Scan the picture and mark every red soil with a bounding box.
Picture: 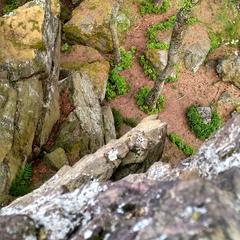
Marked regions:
[110,7,240,165]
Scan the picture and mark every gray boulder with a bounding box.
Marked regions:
[217,54,240,88]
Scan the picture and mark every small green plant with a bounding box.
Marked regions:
[186,16,199,25]
[139,54,157,80]
[9,163,32,197]
[61,43,71,53]
[147,41,170,50]
[139,0,170,16]
[112,108,123,131]
[208,31,222,52]
[139,54,179,82]
[106,47,136,100]
[147,15,177,41]
[135,86,164,114]
[168,132,196,156]
[123,117,138,128]
[186,105,222,140]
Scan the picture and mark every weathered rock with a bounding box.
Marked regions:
[60,45,110,100]
[147,114,240,181]
[145,33,171,73]
[1,116,240,240]
[217,54,240,88]
[44,148,69,170]
[3,115,166,205]
[145,47,168,72]
[63,0,131,52]
[0,215,37,240]
[0,0,61,197]
[102,105,117,143]
[184,42,210,72]
[182,24,210,72]
[54,71,106,161]
[196,106,212,124]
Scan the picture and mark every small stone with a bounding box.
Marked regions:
[197,107,212,124]
[44,148,69,170]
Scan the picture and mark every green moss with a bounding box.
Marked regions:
[135,86,164,114]
[31,41,45,51]
[63,24,83,43]
[186,105,222,140]
[139,54,179,82]
[168,132,196,156]
[139,0,171,16]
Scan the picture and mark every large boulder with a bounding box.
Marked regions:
[63,0,131,52]
[52,70,115,162]
[1,116,240,240]
[60,45,110,101]
[0,0,61,196]
[217,54,240,88]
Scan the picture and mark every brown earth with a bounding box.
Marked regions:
[110,4,240,165]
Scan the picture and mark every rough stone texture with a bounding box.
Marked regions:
[0,0,61,196]
[2,115,166,203]
[54,71,108,161]
[102,105,117,143]
[147,114,240,181]
[217,54,240,88]
[182,24,210,73]
[0,215,37,240]
[145,33,171,73]
[196,106,212,124]
[63,0,131,53]
[60,45,110,101]
[44,148,69,170]
[1,116,240,239]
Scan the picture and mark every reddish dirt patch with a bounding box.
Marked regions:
[110,7,240,165]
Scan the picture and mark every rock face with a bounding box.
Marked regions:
[63,0,130,52]
[0,0,61,195]
[44,148,69,170]
[60,45,110,101]
[52,70,115,162]
[217,54,240,88]
[1,115,240,240]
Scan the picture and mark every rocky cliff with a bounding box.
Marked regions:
[0,114,239,240]
[0,0,240,239]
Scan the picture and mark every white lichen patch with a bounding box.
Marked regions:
[84,229,93,239]
[132,218,152,232]
[0,180,104,240]
[107,148,118,161]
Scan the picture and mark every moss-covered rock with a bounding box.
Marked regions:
[217,54,240,88]
[0,0,61,198]
[63,0,131,52]
[60,45,110,100]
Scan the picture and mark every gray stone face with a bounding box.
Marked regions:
[0,0,61,196]
[196,106,212,124]
[184,42,210,72]
[0,215,37,240]
[1,116,240,240]
[217,54,240,88]
[53,71,107,161]
[44,148,69,170]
